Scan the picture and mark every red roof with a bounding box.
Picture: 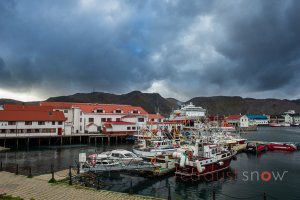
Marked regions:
[86,123,98,127]
[0,110,66,121]
[40,102,148,114]
[148,114,165,119]
[40,102,74,109]
[104,121,135,125]
[121,114,147,118]
[4,104,53,112]
[226,115,243,120]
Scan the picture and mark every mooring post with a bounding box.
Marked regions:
[212,189,216,200]
[69,165,72,185]
[168,183,172,200]
[129,178,133,195]
[97,177,100,190]
[15,164,19,175]
[0,161,3,171]
[28,166,32,178]
[51,164,55,180]
[263,193,267,200]
[77,163,80,175]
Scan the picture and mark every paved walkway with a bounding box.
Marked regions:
[0,171,161,200]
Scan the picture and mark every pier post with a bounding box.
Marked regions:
[168,183,172,200]
[77,163,80,175]
[0,161,3,171]
[129,178,133,195]
[80,136,81,144]
[4,139,6,147]
[38,138,40,147]
[263,193,267,200]
[88,137,90,145]
[60,137,63,145]
[16,138,18,149]
[70,136,72,145]
[97,177,100,190]
[27,167,33,178]
[101,137,103,145]
[49,138,51,146]
[69,165,72,185]
[15,164,19,175]
[212,189,216,200]
[49,164,56,183]
[27,137,30,148]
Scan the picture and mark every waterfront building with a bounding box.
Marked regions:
[0,108,66,137]
[246,115,269,126]
[226,115,249,128]
[40,102,158,135]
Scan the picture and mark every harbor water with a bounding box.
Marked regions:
[0,127,300,200]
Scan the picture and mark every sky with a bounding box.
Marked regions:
[1,0,300,102]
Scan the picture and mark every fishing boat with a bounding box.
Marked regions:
[174,140,237,181]
[266,143,297,152]
[244,142,267,154]
[133,139,178,157]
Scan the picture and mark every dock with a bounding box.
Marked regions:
[0,133,129,149]
[0,171,161,200]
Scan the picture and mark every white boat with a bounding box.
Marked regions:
[133,139,178,157]
[88,154,120,167]
[99,149,143,164]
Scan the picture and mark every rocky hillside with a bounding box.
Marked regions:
[2,92,300,116]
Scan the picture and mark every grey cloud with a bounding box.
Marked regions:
[0,0,300,100]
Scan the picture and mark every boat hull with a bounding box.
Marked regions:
[175,156,233,181]
[267,144,297,152]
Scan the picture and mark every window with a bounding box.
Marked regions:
[80,118,82,122]
[80,126,82,131]
[52,121,55,125]
[107,118,112,122]
[38,121,45,125]
[80,111,82,116]
[132,127,136,130]
[115,109,122,113]
[97,109,104,113]
[138,118,145,122]
[116,118,121,122]
[8,121,16,125]
[127,127,131,130]
[25,121,32,125]
[101,118,106,122]
[89,118,94,123]
[58,121,63,125]
[64,110,68,113]
[132,110,139,114]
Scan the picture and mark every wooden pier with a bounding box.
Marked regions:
[0,171,160,200]
[0,134,129,149]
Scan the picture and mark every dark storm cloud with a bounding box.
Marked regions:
[0,0,300,100]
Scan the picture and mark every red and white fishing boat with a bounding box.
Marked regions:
[266,143,297,152]
[174,140,237,181]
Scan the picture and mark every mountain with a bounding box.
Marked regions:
[189,96,300,115]
[46,91,176,116]
[2,92,300,117]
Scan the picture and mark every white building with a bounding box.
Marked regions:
[226,115,249,128]
[246,115,269,126]
[0,106,66,137]
[40,102,153,135]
